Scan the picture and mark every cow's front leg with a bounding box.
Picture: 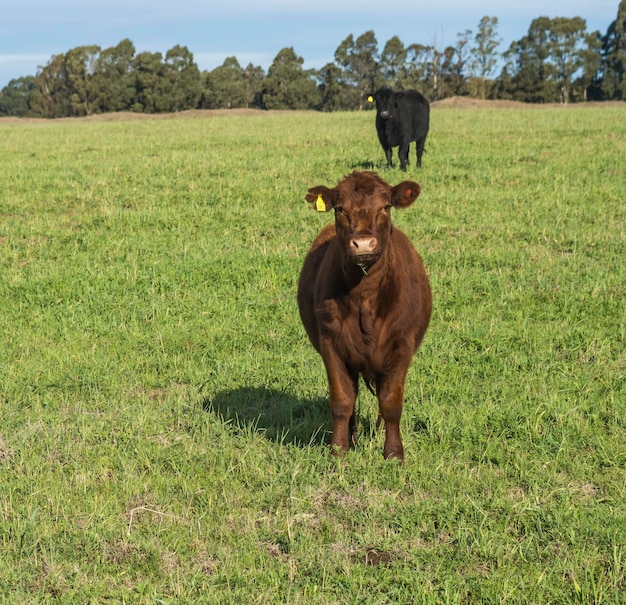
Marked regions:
[321,347,358,455]
[377,370,409,460]
[384,147,393,168]
[328,372,358,455]
[398,143,409,172]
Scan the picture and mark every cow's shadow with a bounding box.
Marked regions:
[202,386,332,447]
[350,161,409,173]
[351,161,377,170]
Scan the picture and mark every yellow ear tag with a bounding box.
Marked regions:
[367,95,374,103]
[315,194,326,212]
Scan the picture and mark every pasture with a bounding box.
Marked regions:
[0,103,625,604]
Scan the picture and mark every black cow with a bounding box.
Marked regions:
[369,88,430,171]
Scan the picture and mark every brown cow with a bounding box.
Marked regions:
[297,171,431,460]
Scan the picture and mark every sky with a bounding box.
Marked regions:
[0,1,620,89]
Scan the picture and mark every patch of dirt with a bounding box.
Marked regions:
[2,99,623,124]
[0,108,287,124]
[432,96,527,109]
[432,96,626,109]
[83,108,268,121]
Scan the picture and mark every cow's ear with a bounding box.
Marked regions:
[391,181,421,208]
[305,186,337,212]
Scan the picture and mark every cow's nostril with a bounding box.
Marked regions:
[352,237,377,254]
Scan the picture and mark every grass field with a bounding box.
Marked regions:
[0,103,625,604]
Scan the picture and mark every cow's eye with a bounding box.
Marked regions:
[334,206,345,215]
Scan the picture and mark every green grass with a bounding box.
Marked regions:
[0,106,624,604]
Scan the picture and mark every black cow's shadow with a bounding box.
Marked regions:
[202,386,331,447]
[350,160,408,173]
[351,160,377,171]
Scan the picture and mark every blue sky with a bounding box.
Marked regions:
[0,0,620,89]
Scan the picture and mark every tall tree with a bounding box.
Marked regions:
[404,44,432,93]
[31,53,71,117]
[64,45,101,116]
[132,46,201,113]
[502,17,558,102]
[317,62,347,111]
[90,39,136,113]
[202,58,264,109]
[163,45,202,111]
[203,57,247,109]
[261,47,319,109]
[334,31,381,108]
[601,0,626,100]
[471,16,502,99]
[31,48,100,117]
[243,63,265,108]
[501,17,592,103]
[547,17,587,103]
[577,31,603,101]
[131,51,166,113]
[379,36,407,88]
[441,30,473,97]
[406,43,443,100]
[0,76,36,116]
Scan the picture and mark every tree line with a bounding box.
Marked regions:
[1,2,625,118]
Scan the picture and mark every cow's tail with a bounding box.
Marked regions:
[363,377,384,430]
[364,377,376,397]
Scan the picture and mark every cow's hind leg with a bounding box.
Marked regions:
[398,143,410,171]
[416,138,426,167]
[349,412,358,446]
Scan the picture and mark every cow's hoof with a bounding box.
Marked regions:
[383,446,404,462]
[329,444,348,457]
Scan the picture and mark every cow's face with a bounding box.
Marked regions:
[305,171,420,270]
[372,88,403,120]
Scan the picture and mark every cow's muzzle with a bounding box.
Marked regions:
[349,236,381,268]
[350,236,378,256]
